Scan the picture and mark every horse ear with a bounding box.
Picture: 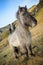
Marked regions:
[25,5,27,8]
[19,6,20,9]
[25,5,27,10]
[19,6,21,13]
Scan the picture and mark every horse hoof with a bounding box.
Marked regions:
[30,53,36,57]
[15,56,19,59]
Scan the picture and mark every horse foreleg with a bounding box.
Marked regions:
[32,45,39,49]
[29,44,35,56]
[21,45,29,60]
[14,47,20,59]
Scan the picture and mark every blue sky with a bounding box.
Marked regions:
[0,0,39,28]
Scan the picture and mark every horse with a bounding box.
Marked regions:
[8,6,37,60]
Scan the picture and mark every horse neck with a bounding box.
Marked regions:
[17,21,29,32]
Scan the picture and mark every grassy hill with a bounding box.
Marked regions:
[31,7,43,38]
[28,5,36,12]
[0,1,43,65]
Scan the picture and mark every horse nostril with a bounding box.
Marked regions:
[24,23,29,27]
[35,19,37,25]
[36,21,37,25]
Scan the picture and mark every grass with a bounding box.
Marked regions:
[0,30,10,42]
[0,36,43,65]
[35,7,43,23]
[0,6,43,65]
[28,5,36,12]
[31,7,43,39]
[2,30,9,39]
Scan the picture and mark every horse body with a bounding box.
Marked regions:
[8,23,32,51]
[8,6,37,59]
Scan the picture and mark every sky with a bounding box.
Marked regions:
[0,0,39,28]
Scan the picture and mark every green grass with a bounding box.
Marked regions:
[2,30,9,39]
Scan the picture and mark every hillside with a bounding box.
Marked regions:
[31,7,43,39]
[28,5,36,12]
[0,1,43,65]
[0,4,40,41]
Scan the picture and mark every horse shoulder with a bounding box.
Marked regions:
[8,30,20,47]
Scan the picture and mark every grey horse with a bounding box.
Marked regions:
[8,6,37,60]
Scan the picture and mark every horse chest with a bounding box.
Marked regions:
[16,28,32,46]
[8,27,32,47]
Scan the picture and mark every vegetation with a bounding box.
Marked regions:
[39,0,43,6]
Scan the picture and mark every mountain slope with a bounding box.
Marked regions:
[31,7,43,39]
[28,5,36,12]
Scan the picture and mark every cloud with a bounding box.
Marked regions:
[23,0,29,5]
[19,0,33,8]
[19,0,39,8]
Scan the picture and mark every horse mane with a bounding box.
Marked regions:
[16,10,19,19]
